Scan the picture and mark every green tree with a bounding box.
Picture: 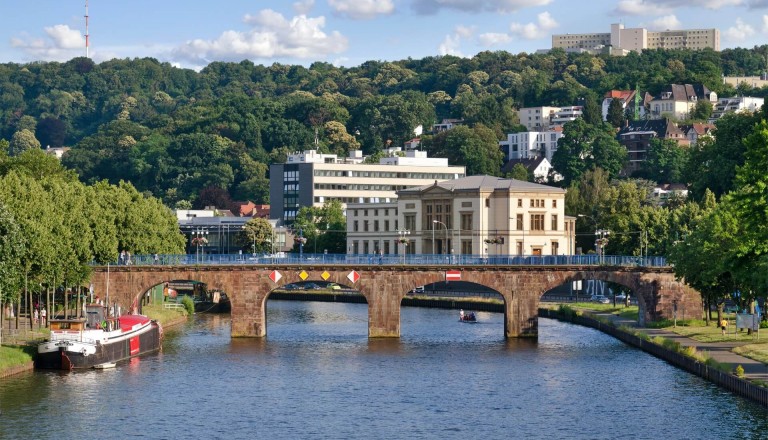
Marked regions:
[606,98,625,128]
[552,119,627,185]
[424,124,503,176]
[506,163,531,182]
[690,99,713,121]
[641,138,688,183]
[239,217,274,254]
[8,129,41,157]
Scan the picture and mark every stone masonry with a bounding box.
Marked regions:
[90,264,700,339]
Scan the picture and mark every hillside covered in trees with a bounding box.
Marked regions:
[1,46,768,208]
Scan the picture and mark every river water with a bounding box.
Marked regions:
[1,300,766,439]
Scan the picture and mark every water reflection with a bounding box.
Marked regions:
[1,300,766,440]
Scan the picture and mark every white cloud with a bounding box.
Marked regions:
[172,10,348,64]
[412,0,552,15]
[10,24,85,61]
[613,0,674,15]
[328,0,395,19]
[293,0,315,15]
[509,12,558,40]
[646,15,682,30]
[478,32,513,46]
[725,18,755,41]
[438,26,475,56]
[763,14,768,32]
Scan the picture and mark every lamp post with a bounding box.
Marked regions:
[595,229,610,264]
[397,229,410,264]
[433,220,447,256]
[192,228,208,263]
[296,228,306,260]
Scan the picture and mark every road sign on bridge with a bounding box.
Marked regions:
[445,270,461,281]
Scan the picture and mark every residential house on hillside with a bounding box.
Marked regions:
[601,90,651,121]
[653,183,689,206]
[617,119,687,174]
[518,106,561,131]
[501,157,557,183]
[648,84,717,120]
[679,123,715,146]
[432,119,464,133]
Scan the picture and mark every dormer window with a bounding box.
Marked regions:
[661,92,672,99]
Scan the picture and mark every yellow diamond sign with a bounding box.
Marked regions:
[299,270,309,280]
[321,271,331,280]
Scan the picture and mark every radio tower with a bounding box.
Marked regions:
[85,0,90,58]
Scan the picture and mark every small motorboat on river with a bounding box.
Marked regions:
[459,310,477,323]
[36,304,162,370]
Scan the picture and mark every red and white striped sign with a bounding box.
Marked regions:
[445,270,461,281]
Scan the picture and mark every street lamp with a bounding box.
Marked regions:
[433,220,447,256]
[191,228,208,263]
[295,228,306,259]
[397,228,410,264]
[595,229,610,264]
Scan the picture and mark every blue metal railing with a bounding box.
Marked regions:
[101,253,669,268]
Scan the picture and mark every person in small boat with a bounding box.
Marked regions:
[459,309,464,320]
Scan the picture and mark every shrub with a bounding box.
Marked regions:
[681,345,698,358]
[181,296,195,315]
[557,304,578,320]
[735,365,745,378]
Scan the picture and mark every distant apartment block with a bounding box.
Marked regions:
[518,106,582,131]
[499,130,563,162]
[552,23,719,55]
[710,96,764,120]
[617,119,688,174]
[723,74,768,89]
[269,149,465,225]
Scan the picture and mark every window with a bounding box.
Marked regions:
[518,199,523,207]
[384,220,390,232]
[516,242,523,256]
[374,220,379,232]
[551,242,559,255]
[551,215,558,231]
[552,199,557,208]
[404,215,416,231]
[353,220,359,232]
[517,214,523,230]
[531,214,544,231]
[485,199,490,208]
[364,220,369,232]
[530,199,534,207]
[461,213,473,232]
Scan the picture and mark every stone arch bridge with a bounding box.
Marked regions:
[90,264,700,339]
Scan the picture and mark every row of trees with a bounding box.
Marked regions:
[2,46,768,208]
[0,149,185,332]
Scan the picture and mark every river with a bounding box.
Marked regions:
[1,300,766,439]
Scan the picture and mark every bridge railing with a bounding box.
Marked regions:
[102,253,669,268]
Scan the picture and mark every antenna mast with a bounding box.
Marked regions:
[85,0,90,58]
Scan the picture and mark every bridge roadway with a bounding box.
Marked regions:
[90,255,699,339]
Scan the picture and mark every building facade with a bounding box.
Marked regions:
[552,23,719,55]
[617,119,687,174]
[648,84,717,120]
[346,176,576,257]
[270,149,465,225]
[499,130,563,162]
[710,96,764,120]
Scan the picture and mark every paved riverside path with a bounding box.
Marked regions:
[593,311,768,383]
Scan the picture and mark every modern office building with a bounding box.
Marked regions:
[270,149,465,225]
[552,23,719,55]
[346,175,576,257]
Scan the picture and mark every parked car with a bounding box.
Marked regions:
[409,286,425,294]
[326,283,342,290]
[303,282,322,290]
[590,295,610,304]
[283,284,300,291]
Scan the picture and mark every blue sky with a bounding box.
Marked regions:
[2,0,768,70]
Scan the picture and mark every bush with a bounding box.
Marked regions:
[735,365,745,378]
[557,304,578,320]
[181,295,195,315]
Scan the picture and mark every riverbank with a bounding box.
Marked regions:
[0,305,189,378]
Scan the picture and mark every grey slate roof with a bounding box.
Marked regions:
[397,175,565,195]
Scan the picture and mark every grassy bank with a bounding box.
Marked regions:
[0,344,35,371]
